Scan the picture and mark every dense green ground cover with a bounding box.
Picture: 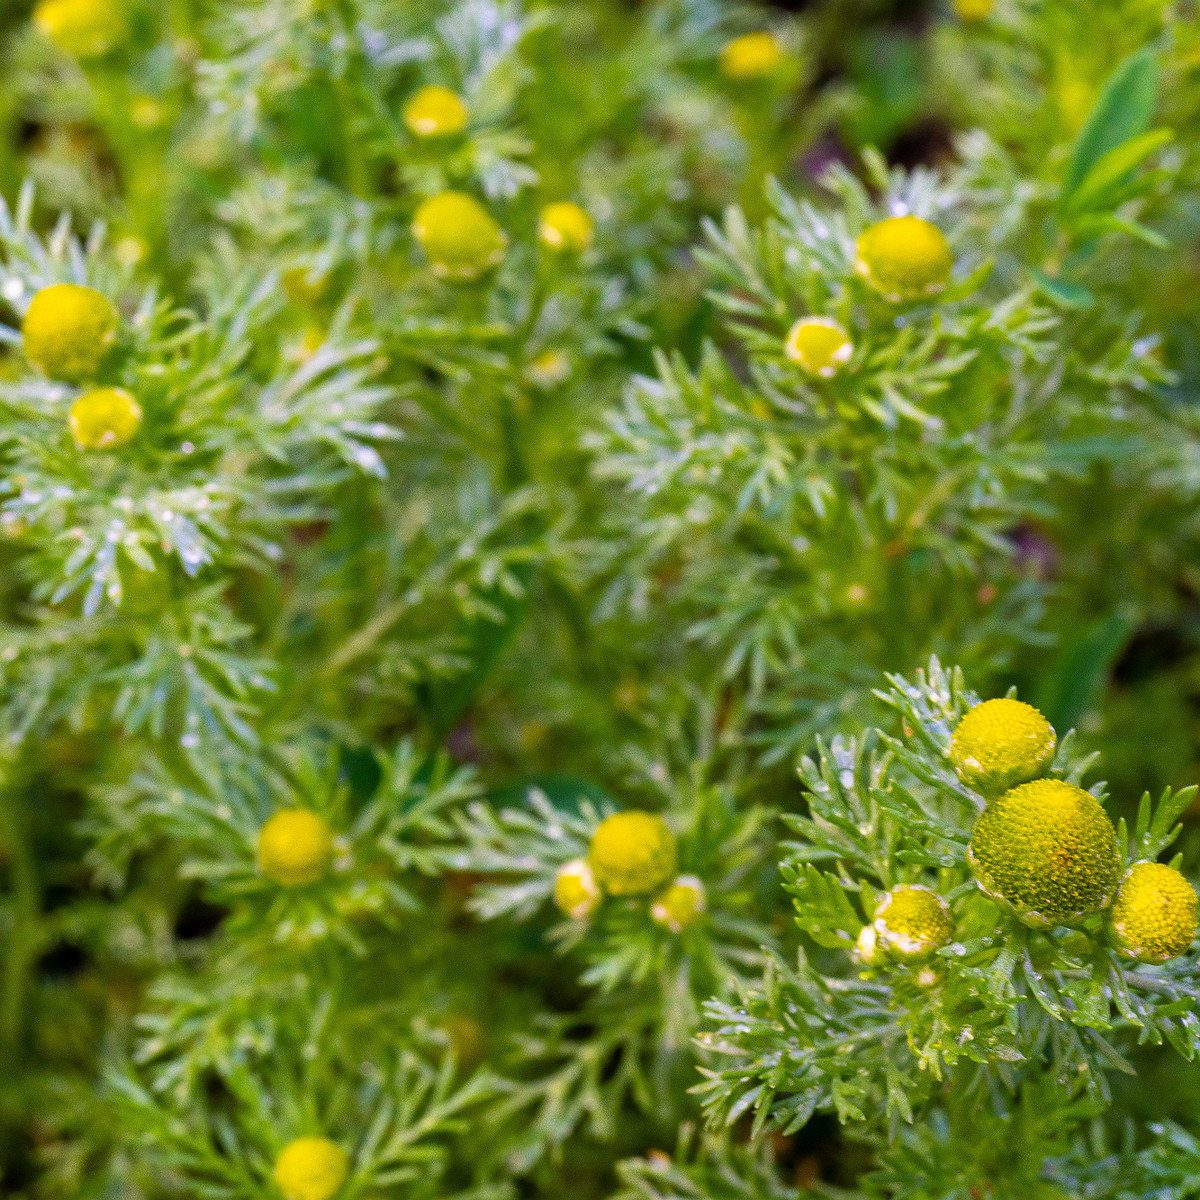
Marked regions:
[2,1,1200,1197]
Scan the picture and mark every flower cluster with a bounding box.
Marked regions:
[699,661,1200,1136]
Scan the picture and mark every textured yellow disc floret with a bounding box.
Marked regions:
[968,780,1121,928]
[588,811,677,897]
[403,86,469,138]
[873,885,953,962]
[951,697,1057,798]
[257,809,335,887]
[953,0,994,18]
[784,317,853,378]
[539,202,594,253]
[33,0,127,57]
[554,858,601,919]
[273,1137,350,1200]
[1108,862,1198,964]
[69,387,142,450]
[23,284,118,382]
[650,874,707,933]
[412,192,507,280]
[719,32,785,80]
[854,215,953,302]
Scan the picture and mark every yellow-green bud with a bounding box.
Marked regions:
[403,86,469,138]
[69,387,142,450]
[873,885,953,962]
[23,284,118,382]
[953,0,994,18]
[412,191,507,280]
[130,96,165,129]
[538,202,593,253]
[273,1137,350,1200]
[951,697,1056,798]
[784,317,853,377]
[719,32,786,80]
[33,0,127,58]
[526,349,571,388]
[968,780,1120,928]
[588,811,677,897]
[1107,862,1198,964]
[554,858,601,919]
[257,809,335,887]
[854,215,953,302]
[650,874,706,933]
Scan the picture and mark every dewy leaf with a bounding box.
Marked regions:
[1063,48,1158,198]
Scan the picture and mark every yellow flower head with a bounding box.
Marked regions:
[951,697,1057,798]
[968,779,1121,928]
[33,0,127,58]
[784,317,853,378]
[23,283,118,382]
[588,811,677,897]
[554,858,601,919]
[538,202,593,254]
[855,215,953,302]
[650,874,707,933]
[69,387,142,450]
[873,885,953,962]
[257,809,335,887]
[412,191,507,280]
[273,1137,350,1200]
[953,0,995,18]
[403,85,469,138]
[1108,862,1198,964]
[719,32,786,81]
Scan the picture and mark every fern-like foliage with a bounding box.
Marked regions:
[696,660,1200,1139]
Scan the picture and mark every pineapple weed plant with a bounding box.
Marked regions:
[2,0,1200,1197]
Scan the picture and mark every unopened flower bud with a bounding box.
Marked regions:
[69,387,142,450]
[588,811,676,897]
[403,86,469,138]
[968,780,1120,928]
[23,284,118,382]
[855,215,953,302]
[273,1137,350,1200]
[554,858,601,919]
[951,697,1056,798]
[1108,861,1198,964]
[257,809,335,887]
[784,317,853,377]
[539,202,593,253]
[650,875,706,933]
[412,191,507,280]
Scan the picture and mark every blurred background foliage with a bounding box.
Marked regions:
[0,0,1199,1198]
